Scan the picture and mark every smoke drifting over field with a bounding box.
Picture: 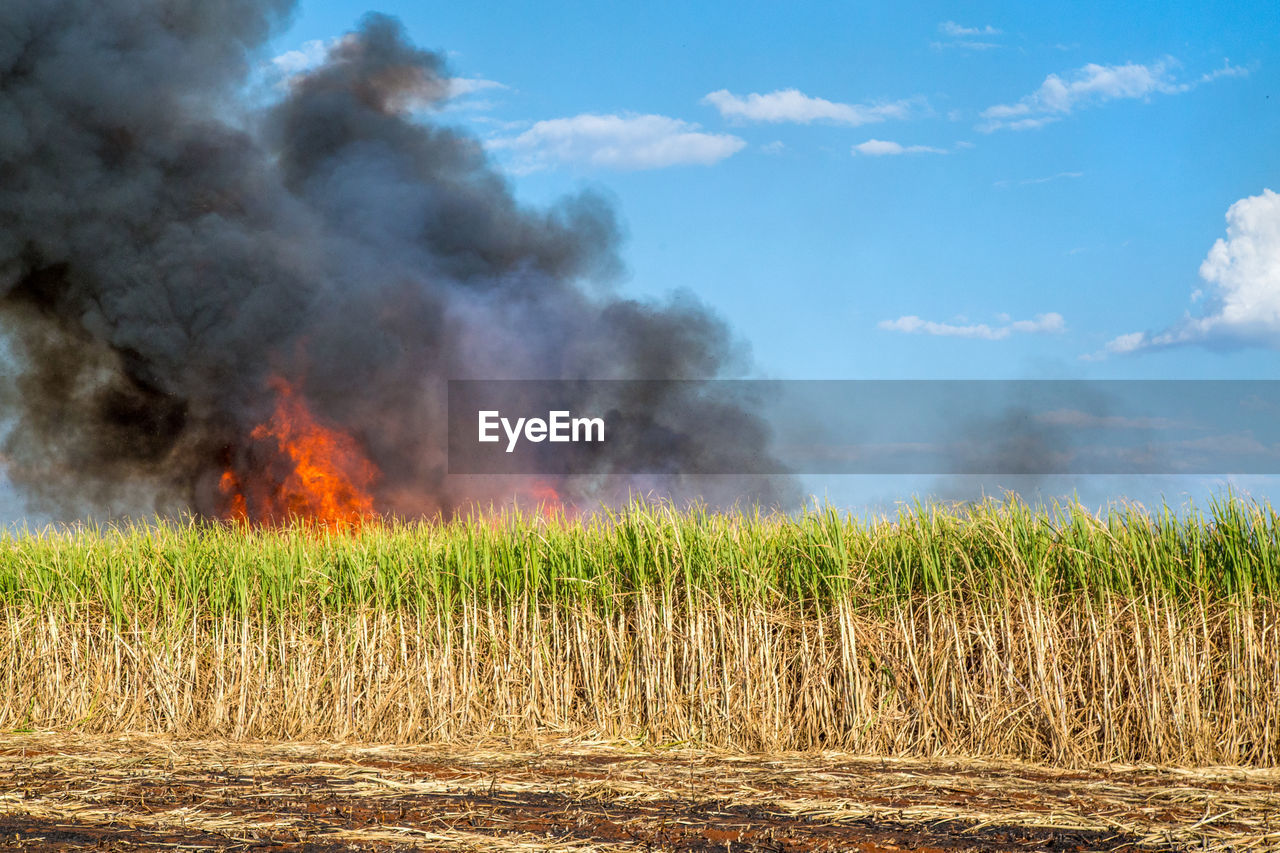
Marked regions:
[0,1,794,520]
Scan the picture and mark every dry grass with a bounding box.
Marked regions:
[1,733,1278,851]
[2,592,1277,766]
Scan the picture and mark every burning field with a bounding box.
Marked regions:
[3,2,1280,851]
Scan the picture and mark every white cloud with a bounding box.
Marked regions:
[993,170,1084,188]
[852,139,947,156]
[879,312,1064,340]
[1097,188,1280,356]
[979,58,1246,131]
[1079,331,1146,361]
[446,77,509,98]
[932,40,1001,51]
[702,88,917,125]
[1023,170,1084,184]
[939,21,1001,37]
[486,113,745,172]
[1200,61,1251,83]
[933,21,1002,50]
[759,141,787,155]
[271,39,333,76]
[1009,314,1067,333]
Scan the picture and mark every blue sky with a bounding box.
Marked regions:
[270,0,1278,387]
[251,1,1280,512]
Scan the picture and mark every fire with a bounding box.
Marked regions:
[526,480,571,520]
[219,470,248,522]
[220,377,378,529]
[528,479,560,512]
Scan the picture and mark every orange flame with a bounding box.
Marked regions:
[220,377,378,529]
[219,470,249,523]
[529,480,559,515]
[525,480,571,520]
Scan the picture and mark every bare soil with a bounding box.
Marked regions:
[0,734,1276,851]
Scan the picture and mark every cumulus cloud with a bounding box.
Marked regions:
[1097,189,1280,356]
[486,113,745,172]
[702,88,917,125]
[852,139,948,156]
[979,58,1245,131]
[879,313,1065,340]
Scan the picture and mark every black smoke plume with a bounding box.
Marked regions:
[0,1,795,520]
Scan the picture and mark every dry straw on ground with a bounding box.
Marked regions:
[2,733,1279,851]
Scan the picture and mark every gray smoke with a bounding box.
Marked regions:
[0,2,795,520]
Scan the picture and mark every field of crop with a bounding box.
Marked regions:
[1,497,1279,849]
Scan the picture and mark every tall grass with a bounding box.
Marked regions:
[1,496,1278,765]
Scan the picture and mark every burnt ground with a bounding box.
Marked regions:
[0,734,1276,851]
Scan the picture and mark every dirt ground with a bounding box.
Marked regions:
[0,734,1277,852]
